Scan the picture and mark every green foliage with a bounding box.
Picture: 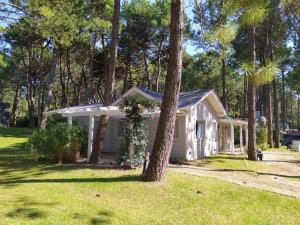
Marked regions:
[241,61,278,86]
[26,122,84,163]
[119,96,158,167]
[256,127,268,150]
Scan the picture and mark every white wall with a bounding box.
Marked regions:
[144,116,187,159]
[185,98,219,160]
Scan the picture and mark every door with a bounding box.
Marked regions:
[196,121,205,158]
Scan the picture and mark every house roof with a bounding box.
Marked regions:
[114,86,215,109]
[136,87,213,109]
[45,86,227,117]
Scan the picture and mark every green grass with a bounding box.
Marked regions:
[185,154,268,173]
[0,128,300,225]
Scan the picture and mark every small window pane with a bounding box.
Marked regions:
[116,120,125,137]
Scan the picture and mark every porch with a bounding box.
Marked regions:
[218,118,248,153]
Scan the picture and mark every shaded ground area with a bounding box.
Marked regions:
[171,151,300,198]
[0,128,300,225]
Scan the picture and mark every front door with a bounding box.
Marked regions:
[196,121,205,158]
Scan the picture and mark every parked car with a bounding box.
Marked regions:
[282,134,300,148]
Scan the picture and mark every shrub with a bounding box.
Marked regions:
[26,122,84,164]
[257,127,268,150]
[119,96,158,168]
[169,156,186,164]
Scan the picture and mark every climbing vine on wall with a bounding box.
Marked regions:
[119,96,158,167]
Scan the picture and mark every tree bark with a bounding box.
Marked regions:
[39,46,58,129]
[247,24,257,161]
[144,0,183,181]
[298,92,300,130]
[265,83,273,147]
[273,79,280,148]
[155,39,163,92]
[243,75,248,118]
[143,48,151,89]
[281,69,286,131]
[89,0,120,163]
[221,58,228,111]
[10,84,19,127]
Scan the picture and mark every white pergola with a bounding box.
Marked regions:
[218,118,248,152]
[44,105,162,161]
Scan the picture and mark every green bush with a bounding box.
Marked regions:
[256,127,268,150]
[26,122,84,164]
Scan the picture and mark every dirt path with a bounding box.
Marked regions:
[169,152,300,198]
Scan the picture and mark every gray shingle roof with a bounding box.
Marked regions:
[137,87,213,108]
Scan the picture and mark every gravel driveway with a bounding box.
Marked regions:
[170,151,300,198]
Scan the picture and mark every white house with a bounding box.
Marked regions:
[45,86,248,161]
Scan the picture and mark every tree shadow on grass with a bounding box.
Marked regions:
[0,174,142,186]
[6,207,46,219]
[5,196,54,220]
[90,210,114,225]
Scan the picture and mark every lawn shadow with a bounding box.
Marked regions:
[90,210,114,225]
[6,207,46,219]
[0,174,142,186]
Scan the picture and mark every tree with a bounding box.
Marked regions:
[89,0,120,163]
[144,0,183,182]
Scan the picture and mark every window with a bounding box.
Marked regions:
[116,120,125,138]
[196,121,205,139]
[174,120,179,138]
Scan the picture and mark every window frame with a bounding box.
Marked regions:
[116,119,125,138]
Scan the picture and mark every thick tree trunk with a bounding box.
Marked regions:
[273,79,280,147]
[247,25,257,161]
[89,0,120,163]
[221,58,228,111]
[144,0,183,181]
[10,84,19,127]
[39,46,58,129]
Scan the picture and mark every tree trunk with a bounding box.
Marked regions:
[221,58,228,111]
[298,92,300,130]
[144,0,183,181]
[28,85,35,129]
[89,0,120,163]
[122,64,129,94]
[247,25,257,161]
[265,83,273,147]
[39,46,58,129]
[143,48,151,89]
[281,69,286,131]
[273,79,280,147]
[10,84,19,127]
[243,76,248,118]
[155,40,163,92]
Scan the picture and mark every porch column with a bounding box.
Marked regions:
[239,125,243,152]
[87,115,95,162]
[68,116,72,126]
[245,127,248,146]
[230,123,234,151]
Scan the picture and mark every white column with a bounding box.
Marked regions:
[87,115,95,162]
[240,125,244,152]
[68,116,72,126]
[230,123,234,151]
[245,127,248,146]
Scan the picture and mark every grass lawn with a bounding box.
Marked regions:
[0,128,300,225]
[184,154,269,173]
